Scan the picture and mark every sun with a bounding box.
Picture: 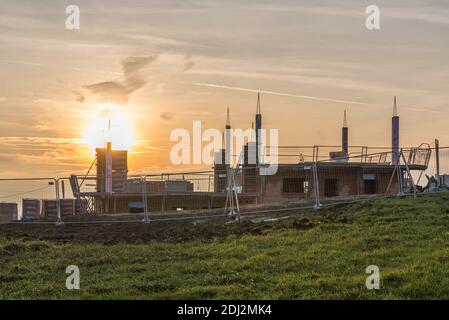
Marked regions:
[83,103,136,153]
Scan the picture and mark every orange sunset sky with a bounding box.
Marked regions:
[1,0,449,177]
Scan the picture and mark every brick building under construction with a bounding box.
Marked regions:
[70,95,431,214]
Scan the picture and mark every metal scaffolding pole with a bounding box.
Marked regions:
[55,178,64,225]
[313,162,322,210]
[142,176,150,224]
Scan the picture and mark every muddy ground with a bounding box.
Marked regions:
[0,202,352,244]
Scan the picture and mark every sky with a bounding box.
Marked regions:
[0,0,449,177]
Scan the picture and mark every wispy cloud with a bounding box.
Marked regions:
[159,112,174,121]
[83,55,158,104]
[0,60,56,68]
[72,91,85,103]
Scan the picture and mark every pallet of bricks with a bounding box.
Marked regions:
[0,202,18,222]
[42,199,77,218]
[41,199,58,218]
[74,198,87,215]
[22,199,41,220]
[60,199,75,216]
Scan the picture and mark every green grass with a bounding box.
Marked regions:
[1,193,449,299]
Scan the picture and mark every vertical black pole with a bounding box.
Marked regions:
[342,127,348,155]
[61,180,65,199]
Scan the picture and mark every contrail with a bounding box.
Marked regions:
[193,82,448,114]
[193,82,380,107]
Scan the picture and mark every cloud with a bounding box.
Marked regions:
[182,53,195,72]
[72,90,85,103]
[33,124,50,132]
[33,98,51,103]
[1,60,56,68]
[122,55,158,74]
[84,81,130,105]
[41,150,65,160]
[83,55,158,104]
[0,137,80,147]
[0,136,89,177]
[183,60,195,72]
[159,112,174,121]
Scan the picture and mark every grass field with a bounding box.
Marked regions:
[1,193,449,299]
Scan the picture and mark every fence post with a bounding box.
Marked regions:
[396,163,404,196]
[55,178,64,226]
[142,176,150,224]
[225,168,239,221]
[435,139,440,185]
[401,152,417,198]
[313,162,322,210]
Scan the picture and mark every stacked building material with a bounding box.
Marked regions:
[0,202,18,222]
[22,199,41,220]
[213,149,228,192]
[125,179,169,193]
[242,142,259,193]
[41,199,58,218]
[164,180,194,192]
[74,198,85,215]
[60,199,75,216]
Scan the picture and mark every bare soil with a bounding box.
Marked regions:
[0,198,356,244]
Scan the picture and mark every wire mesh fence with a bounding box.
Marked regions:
[0,144,447,225]
[0,178,57,222]
[416,146,449,188]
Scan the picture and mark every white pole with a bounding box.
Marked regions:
[55,178,64,225]
[313,163,322,210]
[142,176,150,224]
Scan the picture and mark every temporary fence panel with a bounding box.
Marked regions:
[0,144,445,225]
[0,178,57,222]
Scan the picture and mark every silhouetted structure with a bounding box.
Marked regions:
[392,96,400,165]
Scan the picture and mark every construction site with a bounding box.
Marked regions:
[0,95,445,226]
